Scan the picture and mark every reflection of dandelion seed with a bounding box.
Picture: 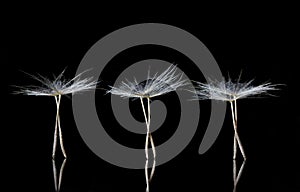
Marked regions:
[233,160,245,192]
[52,159,67,192]
[108,65,188,191]
[192,76,279,160]
[14,69,98,158]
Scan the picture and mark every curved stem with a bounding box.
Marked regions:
[234,99,238,124]
[230,101,237,159]
[52,158,67,192]
[236,160,245,184]
[140,97,148,125]
[52,124,58,159]
[58,158,67,191]
[233,160,246,192]
[147,98,156,159]
[233,136,237,159]
[52,159,58,191]
[233,100,237,159]
[233,160,237,191]
[230,101,246,160]
[140,97,157,192]
[57,95,67,158]
[149,159,156,182]
[140,97,149,160]
[145,160,149,192]
[53,95,67,158]
[53,96,59,158]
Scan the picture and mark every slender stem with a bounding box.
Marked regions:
[233,100,237,159]
[56,95,67,158]
[149,134,156,159]
[145,131,150,160]
[145,159,149,192]
[234,99,238,123]
[52,96,59,158]
[149,159,156,182]
[235,130,246,160]
[140,97,148,125]
[147,98,156,159]
[54,95,67,158]
[230,101,237,159]
[233,135,237,159]
[233,160,237,183]
[230,101,246,160]
[147,98,150,127]
[140,97,157,192]
[52,126,58,159]
[235,100,246,159]
[140,97,149,160]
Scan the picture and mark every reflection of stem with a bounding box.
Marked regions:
[52,159,58,191]
[53,95,67,158]
[58,159,67,191]
[233,160,246,192]
[236,160,245,184]
[230,101,246,160]
[52,158,67,192]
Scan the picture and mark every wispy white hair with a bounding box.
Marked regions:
[14,69,98,96]
[193,78,279,101]
[107,65,188,98]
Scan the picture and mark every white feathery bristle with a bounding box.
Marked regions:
[107,65,188,98]
[14,69,99,96]
[193,77,279,101]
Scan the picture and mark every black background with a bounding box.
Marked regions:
[6,4,298,192]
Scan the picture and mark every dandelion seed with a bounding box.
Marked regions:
[192,76,279,160]
[14,69,99,159]
[107,64,188,191]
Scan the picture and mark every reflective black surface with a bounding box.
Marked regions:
[7,8,298,191]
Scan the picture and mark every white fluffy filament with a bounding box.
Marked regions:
[194,78,278,101]
[108,65,188,98]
